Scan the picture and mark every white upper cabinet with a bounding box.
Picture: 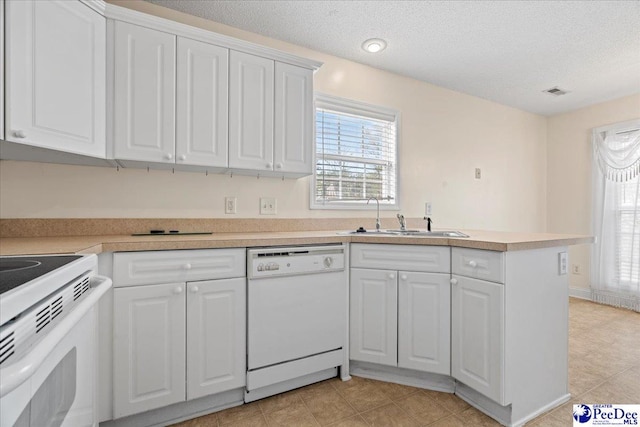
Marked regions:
[5,0,106,157]
[113,21,176,163]
[229,51,275,172]
[274,63,313,175]
[176,38,229,168]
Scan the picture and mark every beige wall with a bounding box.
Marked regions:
[547,94,640,290]
[0,0,549,232]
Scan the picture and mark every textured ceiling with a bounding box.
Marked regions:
[147,0,640,116]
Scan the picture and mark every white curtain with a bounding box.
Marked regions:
[591,119,640,312]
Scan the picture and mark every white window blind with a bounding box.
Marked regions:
[615,176,639,289]
[312,94,398,209]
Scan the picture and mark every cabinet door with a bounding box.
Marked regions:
[186,278,246,400]
[274,63,313,175]
[350,268,397,366]
[113,283,186,418]
[5,0,105,156]
[114,21,176,163]
[229,51,274,171]
[451,275,504,403]
[176,38,229,168]
[398,272,450,375]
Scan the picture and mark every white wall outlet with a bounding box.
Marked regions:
[225,197,237,214]
[260,197,277,215]
[558,252,568,275]
[475,168,482,179]
[572,264,581,275]
[425,202,432,216]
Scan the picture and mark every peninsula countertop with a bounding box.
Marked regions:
[0,229,593,256]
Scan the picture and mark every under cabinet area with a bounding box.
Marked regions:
[111,249,246,419]
[3,0,106,160]
[349,244,451,376]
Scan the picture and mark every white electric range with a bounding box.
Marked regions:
[0,254,112,427]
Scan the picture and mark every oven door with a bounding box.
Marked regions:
[0,276,111,427]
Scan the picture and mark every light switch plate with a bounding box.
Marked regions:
[260,197,277,215]
[558,252,568,275]
[225,197,237,214]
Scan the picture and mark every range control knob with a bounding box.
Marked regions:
[324,257,333,268]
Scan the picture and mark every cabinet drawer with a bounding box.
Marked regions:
[350,244,450,273]
[452,248,504,284]
[113,249,246,287]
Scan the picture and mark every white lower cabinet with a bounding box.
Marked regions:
[350,268,398,367]
[451,275,504,404]
[186,279,246,400]
[113,283,186,418]
[398,271,450,375]
[349,244,451,375]
[112,249,246,419]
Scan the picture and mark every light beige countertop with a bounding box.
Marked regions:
[0,229,593,256]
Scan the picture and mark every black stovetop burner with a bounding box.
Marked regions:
[0,255,83,295]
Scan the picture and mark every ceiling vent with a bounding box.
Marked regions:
[544,87,569,96]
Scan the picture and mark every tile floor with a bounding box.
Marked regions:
[172,298,640,426]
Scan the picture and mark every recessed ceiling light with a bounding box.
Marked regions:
[362,38,387,53]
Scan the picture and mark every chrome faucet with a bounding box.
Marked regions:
[397,213,406,231]
[367,197,381,232]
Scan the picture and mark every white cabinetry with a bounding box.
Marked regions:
[350,268,398,367]
[113,21,176,164]
[113,282,186,417]
[450,246,571,426]
[177,38,229,169]
[398,271,450,374]
[186,279,245,400]
[350,244,450,375]
[228,51,275,172]
[112,249,246,419]
[228,52,314,177]
[451,275,504,403]
[450,247,505,404]
[4,0,105,157]
[274,63,313,175]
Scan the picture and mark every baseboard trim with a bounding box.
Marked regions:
[569,287,591,300]
[349,361,455,393]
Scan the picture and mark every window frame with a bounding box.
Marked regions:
[310,93,401,211]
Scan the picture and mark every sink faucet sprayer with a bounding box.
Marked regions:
[397,213,406,231]
[367,197,381,232]
[423,216,433,232]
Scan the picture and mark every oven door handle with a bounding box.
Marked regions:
[0,275,112,397]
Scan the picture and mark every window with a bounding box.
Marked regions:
[312,94,399,209]
[591,119,640,311]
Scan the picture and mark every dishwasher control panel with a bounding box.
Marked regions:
[248,245,345,278]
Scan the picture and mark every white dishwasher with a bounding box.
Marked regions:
[246,245,347,402]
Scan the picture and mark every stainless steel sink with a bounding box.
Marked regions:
[396,230,469,238]
[338,230,469,238]
[338,230,401,235]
